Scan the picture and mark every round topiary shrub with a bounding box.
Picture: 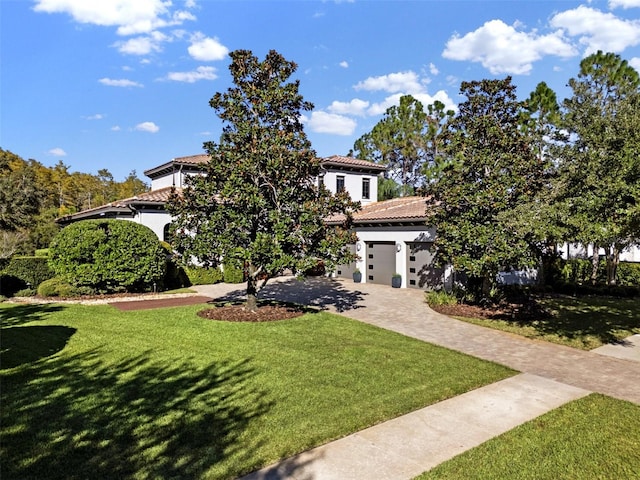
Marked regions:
[37,277,76,297]
[49,220,166,293]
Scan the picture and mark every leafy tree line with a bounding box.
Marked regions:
[0,148,149,257]
[353,51,639,300]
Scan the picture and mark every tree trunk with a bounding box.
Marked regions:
[606,244,620,286]
[590,244,600,285]
[246,262,258,312]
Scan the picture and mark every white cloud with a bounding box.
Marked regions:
[366,90,457,117]
[48,147,67,156]
[550,6,640,55]
[429,62,439,75]
[327,98,369,117]
[630,57,640,71]
[339,60,349,68]
[135,121,159,133]
[609,0,640,8]
[188,32,229,61]
[164,66,217,82]
[303,111,357,135]
[111,125,121,131]
[33,0,195,36]
[443,19,576,75]
[354,71,423,94]
[114,30,168,55]
[99,77,143,87]
[85,113,104,120]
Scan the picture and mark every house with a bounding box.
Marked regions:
[57,154,444,289]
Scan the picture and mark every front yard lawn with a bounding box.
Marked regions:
[417,393,640,479]
[449,295,640,350]
[0,302,513,480]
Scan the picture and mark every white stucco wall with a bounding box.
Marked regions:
[321,171,379,205]
[122,210,172,241]
[559,242,640,263]
[150,171,202,190]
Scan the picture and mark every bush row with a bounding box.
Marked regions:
[0,256,55,296]
[558,258,640,288]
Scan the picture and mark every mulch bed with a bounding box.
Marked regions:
[430,298,551,322]
[197,301,309,322]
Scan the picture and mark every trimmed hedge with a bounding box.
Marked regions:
[49,220,166,293]
[0,256,55,296]
[185,266,223,285]
[3,256,54,288]
[222,261,245,284]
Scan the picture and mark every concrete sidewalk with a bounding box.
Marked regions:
[193,277,640,479]
[240,374,588,480]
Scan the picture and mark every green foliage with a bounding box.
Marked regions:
[167,49,358,309]
[14,288,36,297]
[184,266,223,286]
[3,256,54,289]
[425,290,458,306]
[223,261,245,284]
[426,77,544,303]
[559,259,640,288]
[558,51,640,285]
[48,220,166,293]
[35,248,49,257]
[37,277,78,297]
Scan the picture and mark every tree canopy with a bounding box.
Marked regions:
[425,77,544,300]
[168,49,358,311]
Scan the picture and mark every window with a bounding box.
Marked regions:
[362,178,370,199]
[318,175,324,189]
[163,223,172,243]
[336,175,345,193]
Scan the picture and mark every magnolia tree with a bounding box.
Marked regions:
[168,50,358,311]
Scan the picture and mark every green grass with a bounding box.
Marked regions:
[455,295,640,350]
[417,393,640,480]
[161,287,198,294]
[0,302,513,480]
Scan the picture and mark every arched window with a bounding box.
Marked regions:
[163,223,172,244]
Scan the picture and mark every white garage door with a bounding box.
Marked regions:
[366,242,396,285]
[335,244,357,279]
[406,242,443,289]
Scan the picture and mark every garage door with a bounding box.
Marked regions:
[335,244,357,279]
[406,242,443,289]
[366,242,396,285]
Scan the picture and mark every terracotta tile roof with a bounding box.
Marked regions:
[321,155,387,172]
[56,187,179,223]
[173,154,209,165]
[328,196,431,225]
[112,186,177,205]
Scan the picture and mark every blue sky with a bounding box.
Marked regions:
[2,0,640,181]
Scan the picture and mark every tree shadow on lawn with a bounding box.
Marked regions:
[0,349,286,480]
[0,303,67,327]
[531,296,640,346]
[214,276,368,313]
[1,325,76,369]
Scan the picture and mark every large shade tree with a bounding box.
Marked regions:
[558,51,640,284]
[425,77,544,301]
[168,50,358,311]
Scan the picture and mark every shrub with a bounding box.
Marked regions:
[559,259,640,289]
[49,220,166,293]
[426,290,458,307]
[14,288,36,297]
[222,261,245,284]
[37,277,76,297]
[185,266,223,286]
[35,248,49,257]
[3,256,54,289]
